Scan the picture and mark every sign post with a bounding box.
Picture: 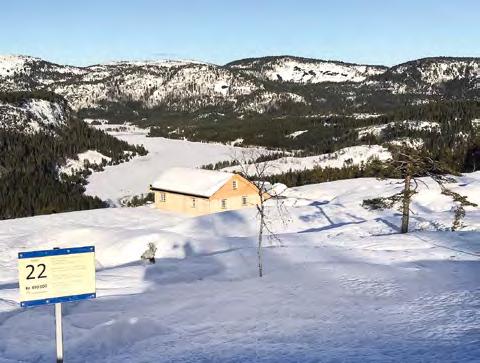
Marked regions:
[55,302,63,363]
[18,246,96,362]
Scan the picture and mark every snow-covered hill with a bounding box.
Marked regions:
[52,61,264,111]
[0,175,479,362]
[1,54,478,119]
[0,96,70,133]
[223,145,392,176]
[227,56,387,83]
[0,55,307,114]
[373,57,480,95]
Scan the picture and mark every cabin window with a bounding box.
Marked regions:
[242,196,247,206]
[232,180,238,190]
[221,199,227,209]
[192,197,196,208]
[160,192,166,202]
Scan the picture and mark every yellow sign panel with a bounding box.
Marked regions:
[18,246,96,307]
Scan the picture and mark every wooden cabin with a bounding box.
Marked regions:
[150,167,266,216]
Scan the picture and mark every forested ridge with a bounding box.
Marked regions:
[149,101,480,161]
[263,101,480,187]
[0,92,147,219]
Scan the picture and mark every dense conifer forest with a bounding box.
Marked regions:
[150,100,480,174]
[0,94,147,219]
[269,101,480,186]
[188,101,480,187]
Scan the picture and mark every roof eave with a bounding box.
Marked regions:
[150,186,211,199]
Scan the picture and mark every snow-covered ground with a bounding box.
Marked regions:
[0,99,68,133]
[229,57,386,83]
[286,130,308,138]
[60,150,112,176]
[357,120,440,139]
[84,126,266,205]
[388,137,425,149]
[0,175,479,362]
[223,145,392,176]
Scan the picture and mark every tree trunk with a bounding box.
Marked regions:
[401,173,411,234]
[258,204,264,277]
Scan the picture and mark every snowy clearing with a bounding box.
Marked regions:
[352,113,382,119]
[286,130,308,139]
[357,120,441,139]
[388,137,425,149]
[0,175,479,362]
[59,150,112,176]
[223,145,392,176]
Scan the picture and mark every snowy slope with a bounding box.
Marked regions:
[391,58,480,85]
[376,57,480,94]
[0,55,306,114]
[0,175,479,362]
[52,61,262,111]
[0,98,69,133]
[223,145,392,176]
[0,55,32,77]
[357,120,441,139]
[0,55,86,92]
[227,56,387,83]
[59,150,112,176]
[1,55,478,119]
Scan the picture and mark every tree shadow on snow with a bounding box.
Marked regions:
[299,203,369,233]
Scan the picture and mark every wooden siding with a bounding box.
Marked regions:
[152,174,263,216]
[153,190,210,216]
[209,174,261,213]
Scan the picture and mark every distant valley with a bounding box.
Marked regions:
[1,55,479,119]
[0,54,479,218]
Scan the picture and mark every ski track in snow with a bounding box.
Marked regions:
[1,173,480,362]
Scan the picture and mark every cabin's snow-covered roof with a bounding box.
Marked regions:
[151,167,234,198]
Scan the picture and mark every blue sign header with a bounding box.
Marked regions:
[18,246,95,259]
[21,293,96,308]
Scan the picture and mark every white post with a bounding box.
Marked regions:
[55,303,64,363]
[53,247,64,363]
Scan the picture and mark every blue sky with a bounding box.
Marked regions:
[1,0,479,66]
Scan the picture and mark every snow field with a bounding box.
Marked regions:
[223,145,392,176]
[0,175,479,362]
[83,129,267,205]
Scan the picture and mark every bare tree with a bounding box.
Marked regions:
[230,149,289,277]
